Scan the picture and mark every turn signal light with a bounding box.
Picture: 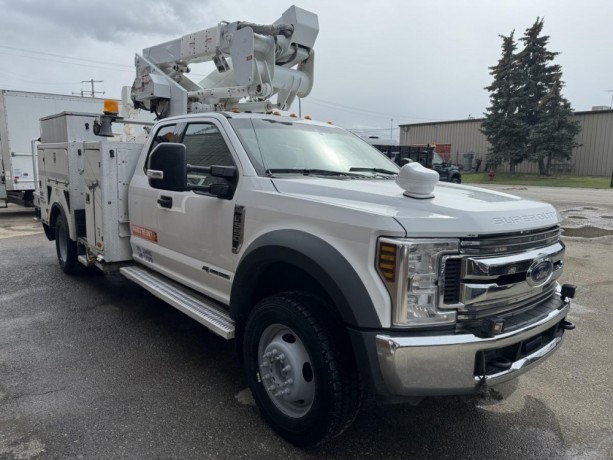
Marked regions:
[378,242,397,282]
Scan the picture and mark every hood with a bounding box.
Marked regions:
[271,177,559,237]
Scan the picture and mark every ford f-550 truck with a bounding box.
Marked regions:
[34,6,575,447]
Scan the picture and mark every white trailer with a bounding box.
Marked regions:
[0,90,141,207]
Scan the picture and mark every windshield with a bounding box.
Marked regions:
[229,118,399,177]
[432,153,444,165]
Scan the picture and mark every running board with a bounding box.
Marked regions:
[120,265,235,339]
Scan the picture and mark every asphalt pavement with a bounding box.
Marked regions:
[1,190,612,459]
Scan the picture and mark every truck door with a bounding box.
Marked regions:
[133,120,240,304]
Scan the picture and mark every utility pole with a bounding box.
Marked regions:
[79,79,105,98]
[605,89,613,109]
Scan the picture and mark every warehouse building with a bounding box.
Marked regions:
[399,109,613,176]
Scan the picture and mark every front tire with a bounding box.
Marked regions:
[243,293,361,447]
[55,212,83,275]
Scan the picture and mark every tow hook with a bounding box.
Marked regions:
[561,284,576,301]
[560,320,575,330]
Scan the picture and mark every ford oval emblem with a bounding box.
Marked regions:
[526,257,554,287]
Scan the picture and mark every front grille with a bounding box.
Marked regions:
[442,226,564,327]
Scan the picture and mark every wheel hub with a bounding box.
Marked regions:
[258,324,314,418]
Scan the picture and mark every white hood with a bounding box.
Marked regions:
[271,177,559,237]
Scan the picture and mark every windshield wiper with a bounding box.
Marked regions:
[349,167,398,175]
[266,168,361,177]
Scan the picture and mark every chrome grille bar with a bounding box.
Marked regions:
[460,226,560,255]
[462,242,564,280]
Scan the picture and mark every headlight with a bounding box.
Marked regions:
[376,238,459,327]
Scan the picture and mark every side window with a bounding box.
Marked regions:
[182,123,235,186]
[145,124,177,171]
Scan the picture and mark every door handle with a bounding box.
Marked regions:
[157,195,173,209]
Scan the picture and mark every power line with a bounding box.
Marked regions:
[0,51,134,73]
[0,69,81,86]
[349,127,401,131]
[306,96,441,121]
[0,44,132,69]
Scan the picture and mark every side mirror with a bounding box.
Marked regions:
[147,143,187,191]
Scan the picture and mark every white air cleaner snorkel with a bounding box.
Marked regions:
[395,162,439,199]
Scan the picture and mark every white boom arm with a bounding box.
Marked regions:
[130,6,318,119]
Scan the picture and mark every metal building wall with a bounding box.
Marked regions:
[399,110,613,176]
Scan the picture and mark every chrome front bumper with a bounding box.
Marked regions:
[375,298,570,397]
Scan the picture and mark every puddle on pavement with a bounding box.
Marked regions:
[560,205,613,238]
[562,226,613,238]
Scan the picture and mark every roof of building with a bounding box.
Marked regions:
[398,109,613,128]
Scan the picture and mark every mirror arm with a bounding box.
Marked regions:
[187,164,211,174]
[188,184,212,193]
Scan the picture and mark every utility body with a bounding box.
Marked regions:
[34,6,575,447]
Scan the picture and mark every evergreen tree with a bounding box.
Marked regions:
[528,74,580,175]
[482,18,580,175]
[516,17,579,175]
[481,32,525,172]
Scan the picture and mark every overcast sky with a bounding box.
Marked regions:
[0,0,611,138]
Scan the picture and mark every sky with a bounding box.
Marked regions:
[1,0,612,139]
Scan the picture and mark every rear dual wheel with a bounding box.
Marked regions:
[243,293,361,447]
[55,212,83,275]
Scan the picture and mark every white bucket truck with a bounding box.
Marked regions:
[34,6,575,446]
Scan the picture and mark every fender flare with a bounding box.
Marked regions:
[230,229,382,329]
[49,203,74,241]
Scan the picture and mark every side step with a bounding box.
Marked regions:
[120,265,235,339]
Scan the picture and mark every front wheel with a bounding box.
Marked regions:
[243,293,361,447]
[450,176,461,184]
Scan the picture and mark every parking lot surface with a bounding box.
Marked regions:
[1,186,612,459]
